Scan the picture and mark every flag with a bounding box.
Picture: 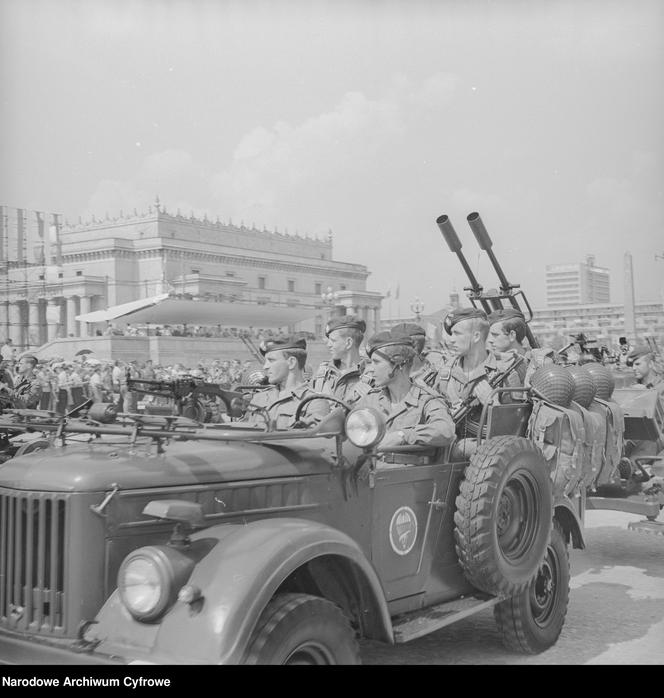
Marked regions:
[395,284,400,300]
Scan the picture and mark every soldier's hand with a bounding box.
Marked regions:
[473,380,494,405]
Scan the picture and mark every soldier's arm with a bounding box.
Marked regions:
[381,397,455,449]
[8,382,42,409]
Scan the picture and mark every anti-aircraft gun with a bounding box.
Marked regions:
[438,212,664,533]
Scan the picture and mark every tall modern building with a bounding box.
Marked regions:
[545,255,611,308]
[0,201,383,350]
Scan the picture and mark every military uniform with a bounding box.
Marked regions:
[355,382,454,449]
[311,357,372,403]
[312,315,370,403]
[245,383,329,430]
[1,375,42,410]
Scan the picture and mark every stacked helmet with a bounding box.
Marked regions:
[529,365,575,407]
[566,365,596,408]
[584,362,615,400]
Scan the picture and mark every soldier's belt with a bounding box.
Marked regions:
[378,452,434,466]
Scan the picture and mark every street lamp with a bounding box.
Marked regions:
[410,296,425,322]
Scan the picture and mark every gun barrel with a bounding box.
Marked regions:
[437,214,493,315]
[467,212,510,290]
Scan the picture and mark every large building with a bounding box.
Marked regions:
[0,201,383,351]
[530,300,664,349]
[545,255,610,308]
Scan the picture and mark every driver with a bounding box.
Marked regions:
[244,336,330,429]
[354,330,454,455]
[0,353,42,410]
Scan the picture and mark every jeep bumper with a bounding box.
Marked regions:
[0,630,123,665]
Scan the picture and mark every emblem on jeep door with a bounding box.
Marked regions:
[389,506,418,556]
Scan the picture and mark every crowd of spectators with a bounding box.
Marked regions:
[0,353,263,415]
[98,323,317,342]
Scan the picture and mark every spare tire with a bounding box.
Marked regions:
[454,435,553,596]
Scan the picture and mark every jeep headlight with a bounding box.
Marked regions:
[118,546,195,622]
[345,408,386,449]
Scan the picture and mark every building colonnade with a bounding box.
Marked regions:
[0,295,96,350]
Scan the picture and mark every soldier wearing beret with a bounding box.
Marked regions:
[628,345,664,394]
[391,323,438,389]
[486,308,529,389]
[311,315,371,403]
[0,353,42,410]
[435,308,505,457]
[624,344,664,478]
[244,336,330,429]
[354,330,454,459]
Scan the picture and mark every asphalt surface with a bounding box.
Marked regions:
[360,510,664,665]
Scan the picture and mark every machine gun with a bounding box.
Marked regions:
[437,213,539,349]
[126,375,246,421]
[452,354,526,424]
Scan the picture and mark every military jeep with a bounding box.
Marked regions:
[0,393,567,665]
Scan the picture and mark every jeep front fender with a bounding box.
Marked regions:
[92,518,392,664]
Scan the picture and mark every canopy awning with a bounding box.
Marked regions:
[76,294,315,327]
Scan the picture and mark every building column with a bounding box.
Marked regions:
[373,306,381,334]
[8,302,23,347]
[0,302,8,341]
[79,296,91,337]
[27,301,41,349]
[47,298,62,342]
[66,296,77,338]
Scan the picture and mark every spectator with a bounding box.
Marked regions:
[1,338,16,364]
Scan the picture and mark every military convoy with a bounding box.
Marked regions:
[0,213,661,665]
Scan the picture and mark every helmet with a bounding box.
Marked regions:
[529,365,575,407]
[584,362,615,401]
[566,365,596,409]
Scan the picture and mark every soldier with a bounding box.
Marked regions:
[628,344,664,394]
[311,315,371,403]
[486,308,529,389]
[390,323,438,388]
[435,308,504,458]
[0,353,42,410]
[355,330,454,456]
[244,336,330,430]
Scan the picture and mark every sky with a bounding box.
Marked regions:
[1,0,663,317]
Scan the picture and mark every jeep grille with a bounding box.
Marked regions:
[0,489,69,635]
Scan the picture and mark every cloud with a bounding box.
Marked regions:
[209,73,459,225]
[83,148,207,218]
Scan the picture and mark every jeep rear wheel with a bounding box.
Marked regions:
[454,436,553,596]
[243,593,360,665]
[494,520,570,653]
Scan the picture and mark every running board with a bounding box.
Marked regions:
[627,519,664,536]
[587,494,661,518]
[392,595,503,643]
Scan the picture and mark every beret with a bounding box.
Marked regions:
[442,307,487,335]
[259,336,307,356]
[627,344,653,361]
[325,315,366,337]
[391,322,426,338]
[487,308,525,325]
[366,331,413,358]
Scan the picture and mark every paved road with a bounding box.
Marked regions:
[360,510,664,665]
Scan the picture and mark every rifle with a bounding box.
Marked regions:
[452,354,526,424]
[465,212,539,349]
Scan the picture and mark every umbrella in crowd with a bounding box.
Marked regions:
[75,349,94,356]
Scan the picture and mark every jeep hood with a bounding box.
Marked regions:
[0,436,338,492]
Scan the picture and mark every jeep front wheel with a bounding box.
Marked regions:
[243,593,360,665]
[494,520,570,653]
[454,436,553,596]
